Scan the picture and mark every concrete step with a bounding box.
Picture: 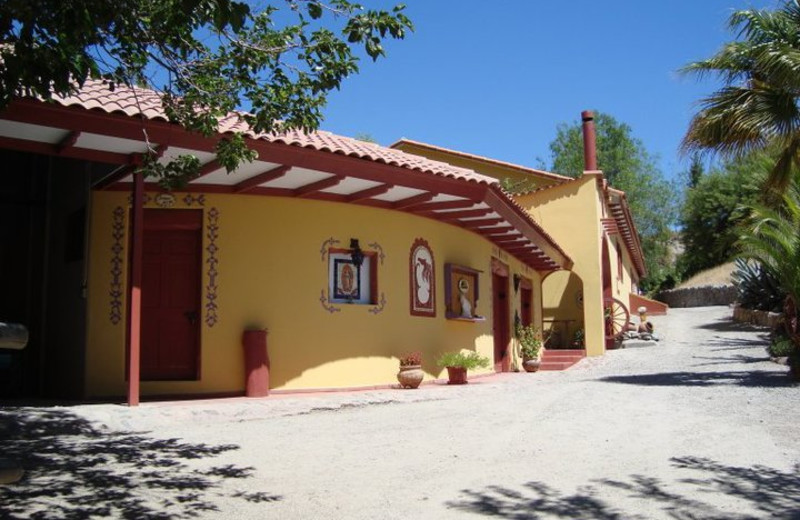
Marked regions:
[542,352,585,360]
[542,349,586,356]
[537,349,586,371]
[541,350,586,359]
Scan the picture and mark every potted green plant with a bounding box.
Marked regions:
[397,351,424,389]
[515,323,543,373]
[436,351,490,384]
[572,328,585,349]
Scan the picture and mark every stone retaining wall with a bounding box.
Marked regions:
[731,305,782,329]
[656,285,738,308]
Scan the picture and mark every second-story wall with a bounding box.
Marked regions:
[516,174,606,355]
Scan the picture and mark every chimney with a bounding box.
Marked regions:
[581,110,597,172]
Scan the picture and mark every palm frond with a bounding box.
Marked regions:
[738,175,800,303]
[682,1,800,192]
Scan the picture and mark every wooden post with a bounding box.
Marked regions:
[126,171,144,406]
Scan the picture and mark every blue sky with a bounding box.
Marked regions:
[320,0,777,181]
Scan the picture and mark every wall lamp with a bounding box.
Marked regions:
[349,238,364,268]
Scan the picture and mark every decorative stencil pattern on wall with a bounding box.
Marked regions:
[319,290,342,314]
[205,208,220,327]
[369,293,387,315]
[183,194,206,207]
[320,237,340,261]
[109,206,125,324]
[127,193,152,205]
[368,242,386,265]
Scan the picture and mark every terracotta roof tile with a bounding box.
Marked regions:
[49,80,498,186]
[33,80,571,269]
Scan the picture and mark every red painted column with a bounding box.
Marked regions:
[126,171,144,406]
[581,110,598,171]
[242,329,270,397]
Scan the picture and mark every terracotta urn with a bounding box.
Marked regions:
[446,366,468,385]
[522,357,541,373]
[397,365,424,389]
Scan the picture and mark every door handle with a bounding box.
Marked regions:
[184,311,198,324]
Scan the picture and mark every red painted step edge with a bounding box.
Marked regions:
[539,361,579,371]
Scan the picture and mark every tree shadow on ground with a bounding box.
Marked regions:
[690,354,770,367]
[446,456,800,519]
[696,319,767,333]
[704,336,770,348]
[0,408,281,519]
[596,369,794,388]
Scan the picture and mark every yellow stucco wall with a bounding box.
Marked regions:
[538,270,584,348]
[608,235,636,301]
[392,142,560,191]
[85,191,541,397]
[516,174,606,356]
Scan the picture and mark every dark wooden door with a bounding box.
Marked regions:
[492,272,510,372]
[141,210,202,380]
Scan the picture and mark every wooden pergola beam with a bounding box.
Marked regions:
[347,184,392,202]
[459,218,505,229]
[406,199,476,212]
[233,165,292,193]
[393,192,436,209]
[427,208,492,220]
[56,130,81,153]
[294,175,343,197]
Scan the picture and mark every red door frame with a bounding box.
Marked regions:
[492,259,510,372]
[126,206,203,403]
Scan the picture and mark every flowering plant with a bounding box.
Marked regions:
[515,323,543,360]
[399,351,422,367]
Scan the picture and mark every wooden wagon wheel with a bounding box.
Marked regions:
[604,297,630,343]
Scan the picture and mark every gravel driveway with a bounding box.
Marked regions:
[2,306,799,519]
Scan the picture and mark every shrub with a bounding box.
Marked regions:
[436,351,490,370]
[732,258,785,312]
[572,328,585,348]
[768,337,794,358]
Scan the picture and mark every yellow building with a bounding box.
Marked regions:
[0,82,576,402]
[392,115,661,357]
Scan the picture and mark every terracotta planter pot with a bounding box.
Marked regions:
[522,358,541,373]
[397,365,424,389]
[446,366,468,385]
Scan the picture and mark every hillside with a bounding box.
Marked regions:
[676,262,735,289]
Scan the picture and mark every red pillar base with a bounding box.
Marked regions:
[242,330,270,397]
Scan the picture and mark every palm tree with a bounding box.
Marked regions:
[739,180,800,309]
[682,1,800,193]
[738,174,800,376]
